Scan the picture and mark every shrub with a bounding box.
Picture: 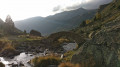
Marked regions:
[0,43,19,57]
[0,62,5,67]
[58,62,80,67]
[2,44,16,52]
[118,5,120,9]
[94,12,101,20]
[85,20,91,24]
[24,30,27,34]
[63,51,75,62]
[32,56,61,67]
[80,21,86,27]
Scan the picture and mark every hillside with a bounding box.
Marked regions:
[1,0,120,67]
[15,8,97,36]
[69,0,120,67]
[41,0,120,67]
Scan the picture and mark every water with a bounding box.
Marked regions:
[0,52,44,67]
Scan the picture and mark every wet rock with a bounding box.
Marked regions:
[0,49,20,58]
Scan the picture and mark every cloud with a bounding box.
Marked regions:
[82,0,113,9]
[53,6,61,12]
[53,0,113,12]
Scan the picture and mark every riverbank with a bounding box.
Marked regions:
[0,52,45,67]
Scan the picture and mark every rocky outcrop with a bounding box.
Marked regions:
[30,29,41,36]
[0,48,20,58]
[71,16,120,67]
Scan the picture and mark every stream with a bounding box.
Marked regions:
[0,52,44,67]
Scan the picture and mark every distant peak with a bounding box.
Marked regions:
[76,7,86,11]
[5,15,13,23]
[6,15,11,19]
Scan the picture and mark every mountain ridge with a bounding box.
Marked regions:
[15,8,97,36]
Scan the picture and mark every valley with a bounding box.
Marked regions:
[0,0,120,67]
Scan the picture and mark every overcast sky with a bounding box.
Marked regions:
[0,0,113,21]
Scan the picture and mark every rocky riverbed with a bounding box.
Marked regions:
[0,52,45,67]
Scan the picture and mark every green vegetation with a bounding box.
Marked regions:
[63,51,76,62]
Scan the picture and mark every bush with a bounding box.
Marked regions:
[0,62,5,67]
[118,5,120,9]
[63,51,75,62]
[94,12,101,20]
[85,20,91,24]
[0,43,19,57]
[32,56,61,67]
[58,62,80,67]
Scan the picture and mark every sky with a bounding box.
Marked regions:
[0,0,113,21]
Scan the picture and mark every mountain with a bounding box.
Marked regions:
[0,15,22,35]
[15,8,97,36]
[44,0,120,67]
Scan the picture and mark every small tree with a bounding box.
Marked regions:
[24,30,27,34]
[80,21,86,27]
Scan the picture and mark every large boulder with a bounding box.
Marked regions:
[0,44,20,58]
[30,29,41,36]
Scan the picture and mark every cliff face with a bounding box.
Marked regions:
[71,0,120,67]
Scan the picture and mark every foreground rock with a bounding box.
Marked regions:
[0,46,20,58]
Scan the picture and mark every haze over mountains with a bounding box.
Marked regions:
[15,8,97,35]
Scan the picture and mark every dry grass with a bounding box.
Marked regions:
[58,38,69,43]
[31,56,61,67]
[58,62,81,67]
[1,43,16,52]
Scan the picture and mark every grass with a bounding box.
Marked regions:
[58,62,80,67]
[1,43,16,52]
[0,43,18,57]
[31,56,61,67]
